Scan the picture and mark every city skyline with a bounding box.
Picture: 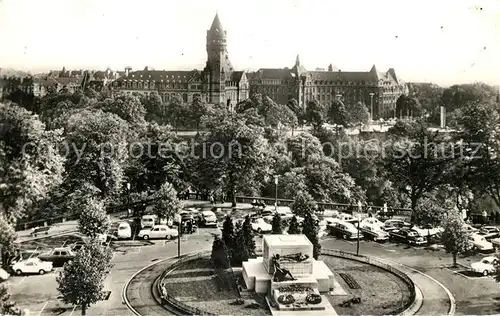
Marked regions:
[0,0,499,87]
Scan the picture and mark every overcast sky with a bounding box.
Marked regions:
[0,0,499,86]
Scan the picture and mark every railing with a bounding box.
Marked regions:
[157,251,217,316]
[321,248,416,316]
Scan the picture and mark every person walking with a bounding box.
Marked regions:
[186,220,193,234]
[482,210,488,225]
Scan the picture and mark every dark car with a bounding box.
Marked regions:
[389,229,426,246]
[38,247,76,267]
[478,226,500,240]
[71,241,86,252]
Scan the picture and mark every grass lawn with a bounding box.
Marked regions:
[163,257,271,316]
[322,255,413,316]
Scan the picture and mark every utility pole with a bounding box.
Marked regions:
[369,93,375,122]
[356,214,361,256]
[177,222,182,258]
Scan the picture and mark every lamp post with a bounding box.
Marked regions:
[126,182,131,218]
[356,214,361,256]
[274,175,279,213]
[369,93,375,122]
[178,221,182,258]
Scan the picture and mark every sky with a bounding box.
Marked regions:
[0,0,499,87]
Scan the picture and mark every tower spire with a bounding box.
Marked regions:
[295,54,300,66]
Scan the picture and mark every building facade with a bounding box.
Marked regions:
[111,14,249,107]
[247,56,408,119]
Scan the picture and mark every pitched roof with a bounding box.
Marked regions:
[230,71,244,82]
[210,13,224,32]
[308,71,376,83]
[250,68,294,80]
[115,69,204,83]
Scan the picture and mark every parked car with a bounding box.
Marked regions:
[38,248,76,267]
[71,241,86,252]
[115,222,132,239]
[463,224,479,234]
[468,234,494,252]
[138,225,179,240]
[383,219,412,232]
[389,229,426,245]
[251,218,272,234]
[328,220,360,240]
[0,268,9,281]
[276,209,295,221]
[477,226,500,240]
[200,210,218,227]
[12,258,53,275]
[360,225,390,242]
[470,256,499,276]
[336,213,355,222]
[360,217,385,229]
[141,215,157,229]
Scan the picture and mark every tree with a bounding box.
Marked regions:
[395,94,421,118]
[64,109,130,199]
[0,285,20,315]
[271,213,283,234]
[304,100,325,131]
[327,100,349,127]
[78,198,110,239]
[211,235,230,269]
[141,92,169,125]
[384,119,455,212]
[0,214,18,266]
[441,211,470,267]
[187,95,209,131]
[0,103,65,220]
[291,191,317,217]
[242,215,256,257]
[166,94,184,131]
[153,182,183,221]
[56,239,113,316]
[287,216,301,234]
[221,215,236,257]
[99,94,146,124]
[413,190,453,242]
[302,212,321,259]
[347,101,370,126]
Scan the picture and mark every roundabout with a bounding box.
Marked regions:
[123,243,449,316]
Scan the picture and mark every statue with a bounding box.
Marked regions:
[280,252,309,262]
[272,254,296,282]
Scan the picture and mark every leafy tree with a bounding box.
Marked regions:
[302,212,321,259]
[222,215,236,257]
[242,215,256,257]
[327,100,349,127]
[271,213,283,234]
[287,99,304,125]
[187,95,209,131]
[412,190,453,242]
[291,191,317,217]
[211,235,230,269]
[56,239,113,316]
[99,94,146,124]
[304,100,325,131]
[0,284,20,315]
[347,101,370,126]
[287,216,301,234]
[264,102,298,129]
[153,182,183,221]
[441,211,470,267]
[0,103,65,219]
[441,82,498,113]
[166,94,184,131]
[64,109,130,199]
[395,94,421,118]
[141,92,169,125]
[78,198,110,239]
[407,83,443,125]
[0,214,18,266]
[286,132,323,167]
[384,119,455,212]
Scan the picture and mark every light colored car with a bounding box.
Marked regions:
[0,268,9,281]
[276,209,294,221]
[463,224,479,234]
[12,258,53,275]
[200,210,218,227]
[360,217,384,228]
[469,234,494,251]
[336,213,354,222]
[116,222,132,239]
[477,226,500,239]
[470,256,499,276]
[251,218,272,234]
[383,219,412,232]
[138,225,179,240]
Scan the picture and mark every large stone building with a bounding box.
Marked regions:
[247,56,408,119]
[111,14,249,107]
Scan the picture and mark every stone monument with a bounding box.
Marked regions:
[242,235,337,314]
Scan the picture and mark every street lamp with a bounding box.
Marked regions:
[274,175,279,213]
[369,93,375,122]
[356,214,361,256]
[126,182,131,218]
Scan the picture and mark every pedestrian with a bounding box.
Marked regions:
[210,194,214,204]
[186,220,193,234]
[482,210,488,225]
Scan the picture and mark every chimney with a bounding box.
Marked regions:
[328,64,333,72]
[125,67,132,77]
